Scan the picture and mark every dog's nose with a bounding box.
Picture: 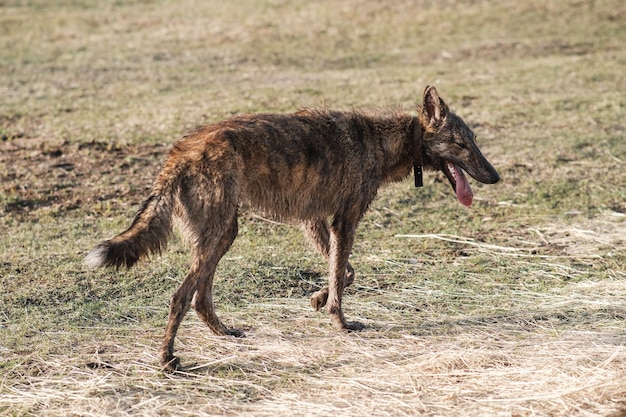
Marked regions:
[472,163,500,184]
[488,170,501,184]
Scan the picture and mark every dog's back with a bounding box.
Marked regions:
[173,109,414,220]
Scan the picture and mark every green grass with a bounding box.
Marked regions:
[1,0,625,415]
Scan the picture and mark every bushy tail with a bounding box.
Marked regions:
[85,160,182,269]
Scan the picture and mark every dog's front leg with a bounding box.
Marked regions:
[327,217,365,332]
[302,218,355,311]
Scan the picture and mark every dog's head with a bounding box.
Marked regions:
[418,86,500,207]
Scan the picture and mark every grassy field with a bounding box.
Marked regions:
[1,0,625,415]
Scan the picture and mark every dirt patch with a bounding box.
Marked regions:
[0,136,167,220]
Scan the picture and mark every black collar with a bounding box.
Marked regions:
[411,117,424,187]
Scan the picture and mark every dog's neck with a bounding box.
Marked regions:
[411,117,424,187]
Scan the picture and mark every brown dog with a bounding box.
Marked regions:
[86,86,500,371]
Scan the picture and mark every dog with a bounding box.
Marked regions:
[85,86,500,371]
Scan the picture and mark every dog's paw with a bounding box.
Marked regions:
[161,355,181,373]
[330,315,366,332]
[227,328,245,338]
[344,321,365,332]
[310,288,329,311]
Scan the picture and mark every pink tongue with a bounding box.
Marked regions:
[453,164,473,207]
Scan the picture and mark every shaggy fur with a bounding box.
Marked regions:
[86,86,500,371]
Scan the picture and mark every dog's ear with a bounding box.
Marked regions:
[422,86,449,129]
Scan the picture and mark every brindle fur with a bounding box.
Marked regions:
[86,86,500,371]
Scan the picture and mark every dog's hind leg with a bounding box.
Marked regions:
[160,267,199,372]
[302,219,355,311]
[159,166,242,371]
[159,212,241,372]
[192,211,242,338]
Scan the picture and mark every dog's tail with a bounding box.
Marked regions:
[85,156,185,269]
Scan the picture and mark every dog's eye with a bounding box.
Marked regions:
[456,139,469,149]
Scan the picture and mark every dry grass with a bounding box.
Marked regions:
[1,0,625,415]
[3,281,624,416]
